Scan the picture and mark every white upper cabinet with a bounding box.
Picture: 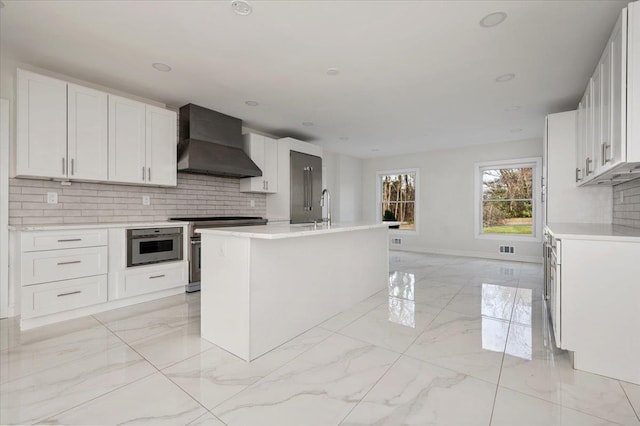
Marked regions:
[145,105,177,187]
[240,133,278,193]
[578,4,640,185]
[15,69,177,186]
[108,95,146,184]
[108,98,177,186]
[16,69,68,179]
[67,84,108,181]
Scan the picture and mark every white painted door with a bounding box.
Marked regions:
[263,136,278,193]
[16,69,67,179]
[67,84,108,181]
[145,105,177,186]
[108,95,146,184]
[1,99,9,319]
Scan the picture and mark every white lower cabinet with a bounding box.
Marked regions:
[14,225,187,329]
[547,226,640,385]
[21,246,108,286]
[119,262,187,299]
[21,275,108,319]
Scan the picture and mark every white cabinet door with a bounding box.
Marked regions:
[108,95,146,184]
[576,99,586,184]
[240,133,267,192]
[583,81,595,181]
[240,133,278,193]
[600,46,613,171]
[145,105,177,186]
[16,69,67,179]
[67,84,108,181]
[613,8,629,164]
[263,136,278,193]
[592,63,604,175]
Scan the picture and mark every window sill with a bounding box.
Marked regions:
[475,233,541,242]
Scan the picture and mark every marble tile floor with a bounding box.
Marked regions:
[0,252,638,425]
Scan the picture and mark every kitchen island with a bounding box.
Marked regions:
[198,222,389,361]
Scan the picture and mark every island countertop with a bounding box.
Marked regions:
[197,222,392,239]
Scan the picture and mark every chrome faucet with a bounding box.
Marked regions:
[320,188,331,226]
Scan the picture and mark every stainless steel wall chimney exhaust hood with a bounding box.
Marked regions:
[177,104,262,178]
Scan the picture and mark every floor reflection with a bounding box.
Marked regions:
[388,297,416,328]
[388,271,417,328]
[480,284,534,360]
[389,271,415,301]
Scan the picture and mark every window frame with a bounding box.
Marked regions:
[376,168,419,234]
[474,158,542,242]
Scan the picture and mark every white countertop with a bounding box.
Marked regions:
[9,221,188,232]
[197,222,391,240]
[546,222,640,241]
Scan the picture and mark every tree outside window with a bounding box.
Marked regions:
[481,167,534,235]
[380,171,416,231]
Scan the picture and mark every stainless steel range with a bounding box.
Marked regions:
[169,216,267,292]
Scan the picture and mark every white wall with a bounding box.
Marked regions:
[323,151,364,223]
[362,138,544,262]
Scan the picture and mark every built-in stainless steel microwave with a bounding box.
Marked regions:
[126,227,183,267]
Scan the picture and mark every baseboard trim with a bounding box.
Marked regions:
[391,246,543,264]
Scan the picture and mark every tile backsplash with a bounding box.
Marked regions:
[613,178,640,229]
[9,173,266,226]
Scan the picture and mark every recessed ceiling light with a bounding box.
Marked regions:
[480,12,507,28]
[339,136,349,141]
[231,0,252,16]
[152,63,172,72]
[245,100,259,106]
[327,68,340,76]
[302,122,314,127]
[495,73,515,83]
[505,105,521,111]
[510,128,523,133]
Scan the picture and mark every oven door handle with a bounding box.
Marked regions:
[190,240,201,245]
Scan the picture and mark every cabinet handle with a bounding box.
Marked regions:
[149,274,165,279]
[57,260,82,265]
[142,166,146,181]
[57,291,82,297]
[57,238,82,242]
[266,180,268,191]
[62,158,66,175]
[71,158,75,175]
[602,142,611,165]
[585,157,592,176]
[575,168,582,182]
[148,167,151,181]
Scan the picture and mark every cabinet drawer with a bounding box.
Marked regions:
[21,275,108,319]
[21,229,108,252]
[122,262,187,298]
[21,246,108,286]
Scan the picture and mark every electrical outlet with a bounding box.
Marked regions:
[46,192,58,204]
[250,199,255,208]
[142,196,150,206]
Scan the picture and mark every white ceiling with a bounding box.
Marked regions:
[0,0,631,158]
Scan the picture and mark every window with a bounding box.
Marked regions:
[378,170,418,231]
[475,158,541,240]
